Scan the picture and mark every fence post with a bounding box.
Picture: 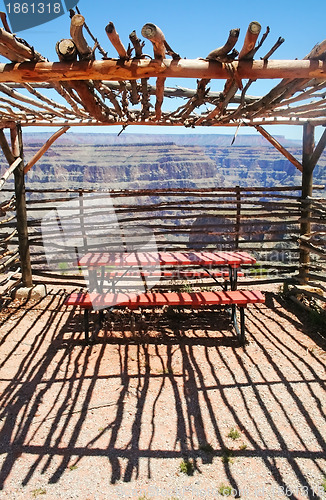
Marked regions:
[11,124,33,287]
[299,123,314,284]
[234,185,241,249]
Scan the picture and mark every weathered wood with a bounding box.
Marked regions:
[207,29,240,61]
[70,14,92,60]
[0,157,21,190]
[24,126,70,174]
[0,59,324,84]
[305,39,326,60]
[238,21,262,59]
[155,77,165,120]
[11,125,33,287]
[141,23,166,59]
[92,81,122,116]
[310,128,326,168]
[0,42,27,62]
[68,81,111,122]
[299,123,315,284]
[0,28,45,62]
[129,31,144,58]
[197,23,262,125]
[105,22,128,59]
[56,39,78,61]
[254,125,303,172]
[0,128,15,164]
[0,83,67,118]
[0,12,11,33]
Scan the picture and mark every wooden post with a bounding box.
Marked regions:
[235,186,241,249]
[299,123,315,284]
[11,124,33,287]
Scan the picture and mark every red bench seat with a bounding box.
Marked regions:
[65,289,264,309]
[64,289,264,344]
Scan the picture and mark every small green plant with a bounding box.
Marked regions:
[199,442,214,454]
[239,442,247,450]
[32,488,46,497]
[138,496,151,500]
[69,464,78,471]
[228,427,241,440]
[180,283,193,293]
[159,367,174,375]
[322,476,326,492]
[58,261,69,275]
[179,458,194,475]
[221,448,234,464]
[218,484,233,496]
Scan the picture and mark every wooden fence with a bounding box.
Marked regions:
[1,185,324,290]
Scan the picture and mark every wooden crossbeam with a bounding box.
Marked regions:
[24,126,70,174]
[0,59,324,84]
[254,125,303,172]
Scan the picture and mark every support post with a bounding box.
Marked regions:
[235,185,241,249]
[11,124,33,287]
[299,123,315,284]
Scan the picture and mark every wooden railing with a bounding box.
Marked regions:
[1,185,324,290]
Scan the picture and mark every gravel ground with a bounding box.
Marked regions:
[0,285,325,500]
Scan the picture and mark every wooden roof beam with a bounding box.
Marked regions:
[0,59,325,83]
[254,125,303,172]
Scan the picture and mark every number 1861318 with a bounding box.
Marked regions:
[6,2,62,15]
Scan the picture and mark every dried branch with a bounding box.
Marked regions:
[129,30,144,58]
[238,21,262,59]
[206,29,240,61]
[141,23,166,59]
[56,39,78,61]
[105,22,128,59]
[24,126,70,174]
[0,28,46,62]
[70,14,92,60]
[0,157,21,190]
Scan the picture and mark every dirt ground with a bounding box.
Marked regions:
[0,284,325,500]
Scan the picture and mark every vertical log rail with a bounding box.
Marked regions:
[299,123,315,284]
[79,190,88,253]
[11,124,33,287]
[234,185,241,249]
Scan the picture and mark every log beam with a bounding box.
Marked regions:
[56,39,78,61]
[105,22,128,59]
[70,14,92,60]
[0,157,21,190]
[254,125,303,172]
[141,23,166,59]
[24,126,70,174]
[238,21,261,59]
[0,28,45,62]
[0,59,324,83]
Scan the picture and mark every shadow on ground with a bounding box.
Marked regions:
[0,290,325,498]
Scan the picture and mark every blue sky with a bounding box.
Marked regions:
[1,0,325,140]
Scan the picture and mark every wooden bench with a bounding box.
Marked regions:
[65,289,265,344]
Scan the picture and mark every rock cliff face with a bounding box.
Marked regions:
[0,133,325,193]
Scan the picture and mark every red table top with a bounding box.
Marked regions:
[78,250,256,268]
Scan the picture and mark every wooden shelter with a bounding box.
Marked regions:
[0,9,325,287]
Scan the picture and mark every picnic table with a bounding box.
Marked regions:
[65,250,264,344]
[78,250,256,292]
